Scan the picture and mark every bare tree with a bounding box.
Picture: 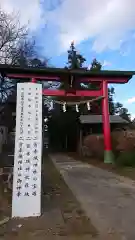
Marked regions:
[0,8,51,133]
[0,8,49,67]
[10,39,37,66]
[0,7,27,103]
[0,7,49,102]
[0,8,27,64]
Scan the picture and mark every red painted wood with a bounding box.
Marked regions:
[7,74,60,81]
[102,80,112,151]
[42,89,103,97]
[80,77,128,83]
[7,74,128,83]
[31,78,37,83]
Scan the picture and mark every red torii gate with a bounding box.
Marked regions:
[1,65,134,163]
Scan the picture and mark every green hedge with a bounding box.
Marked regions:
[116,151,135,167]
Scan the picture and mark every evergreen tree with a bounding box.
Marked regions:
[114,102,131,122]
[108,87,115,115]
[67,42,86,69]
[90,58,102,71]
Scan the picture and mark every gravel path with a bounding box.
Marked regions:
[50,154,135,240]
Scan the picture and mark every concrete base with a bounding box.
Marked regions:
[104,150,114,164]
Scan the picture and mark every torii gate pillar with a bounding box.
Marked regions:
[102,80,114,164]
[5,66,134,164]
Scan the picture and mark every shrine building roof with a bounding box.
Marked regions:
[80,115,128,124]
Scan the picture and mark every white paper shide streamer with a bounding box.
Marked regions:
[76,104,79,112]
[87,101,91,110]
[63,102,66,112]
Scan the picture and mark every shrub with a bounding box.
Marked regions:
[116,151,135,167]
[112,131,135,152]
[82,134,104,159]
[80,130,135,161]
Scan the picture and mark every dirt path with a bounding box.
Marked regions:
[50,153,135,240]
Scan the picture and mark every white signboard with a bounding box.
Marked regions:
[12,83,42,218]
